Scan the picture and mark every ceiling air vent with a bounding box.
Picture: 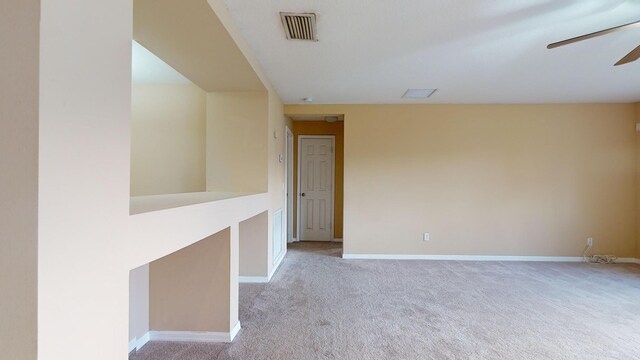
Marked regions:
[280,12,317,41]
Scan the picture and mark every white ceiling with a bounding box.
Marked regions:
[132,41,192,84]
[222,0,640,104]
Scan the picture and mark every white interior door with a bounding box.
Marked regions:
[298,136,334,241]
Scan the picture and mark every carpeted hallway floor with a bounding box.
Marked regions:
[131,242,640,360]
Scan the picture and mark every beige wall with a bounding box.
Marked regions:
[150,228,232,332]
[0,1,39,359]
[267,91,288,272]
[206,92,268,193]
[239,211,269,276]
[636,103,640,259]
[291,121,344,239]
[131,83,206,196]
[286,104,638,257]
[129,264,149,344]
[134,0,264,93]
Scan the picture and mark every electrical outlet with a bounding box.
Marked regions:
[423,232,430,241]
[587,237,593,247]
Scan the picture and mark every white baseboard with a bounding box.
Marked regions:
[137,331,150,350]
[342,254,640,263]
[342,254,581,261]
[270,250,286,278]
[128,338,137,353]
[333,238,343,242]
[239,250,287,283]
[149,322,241,343]
[229,321,241,342]
[617,258,640,264]
[128,332,151,353]
[239,276,269,283]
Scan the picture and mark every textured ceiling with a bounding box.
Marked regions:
[222,0,640,104]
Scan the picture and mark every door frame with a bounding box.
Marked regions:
[297,135,335,242]
[285,126,294,243]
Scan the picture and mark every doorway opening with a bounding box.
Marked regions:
[287,116,344,249]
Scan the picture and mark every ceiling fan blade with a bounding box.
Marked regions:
[614,45,640,66]
[547,20,640,49]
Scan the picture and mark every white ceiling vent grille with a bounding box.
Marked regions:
[280,12,317,41]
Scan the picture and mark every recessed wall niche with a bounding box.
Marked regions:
[130,40,206,197]
[130,0,269,208]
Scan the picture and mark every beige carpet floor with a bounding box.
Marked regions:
[130,242,640,360]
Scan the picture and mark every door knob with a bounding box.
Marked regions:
[301,193,306,197]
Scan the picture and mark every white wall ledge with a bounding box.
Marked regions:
[129,191,263,215]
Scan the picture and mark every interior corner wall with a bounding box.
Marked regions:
[292,121,344,239]
[636,103,640,259]
[38,0,132,358]
[129,264,149,345]
[131,83,206,196]
[0,1,39,359]
[267,91,287,272]
[36,0,276,358]
[239,211,268,277]
[206,91,268,193]
[149,228,232,333]
[285,104,637,258]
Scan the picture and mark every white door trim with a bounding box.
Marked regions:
[297,135,335,242]
[285,126,294,243]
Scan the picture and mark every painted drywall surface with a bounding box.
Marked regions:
[131,83,206,196]
[0,1,39,359]
[133,0,264,92]
[636,103,640,259]
[292,121,344,239]
[205,0,274,94]
[39,0,245,357]
[129,264,149,343]
[285,104,637,257]
[39,0,132,357]
[239,211,269,276]
[206,92,268,193]
[150,229,231,332]
[39,0,132,359]
[128,194,263,344]
[37,0,282,358]
[207,0,289,275]
[267,92,289,273]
